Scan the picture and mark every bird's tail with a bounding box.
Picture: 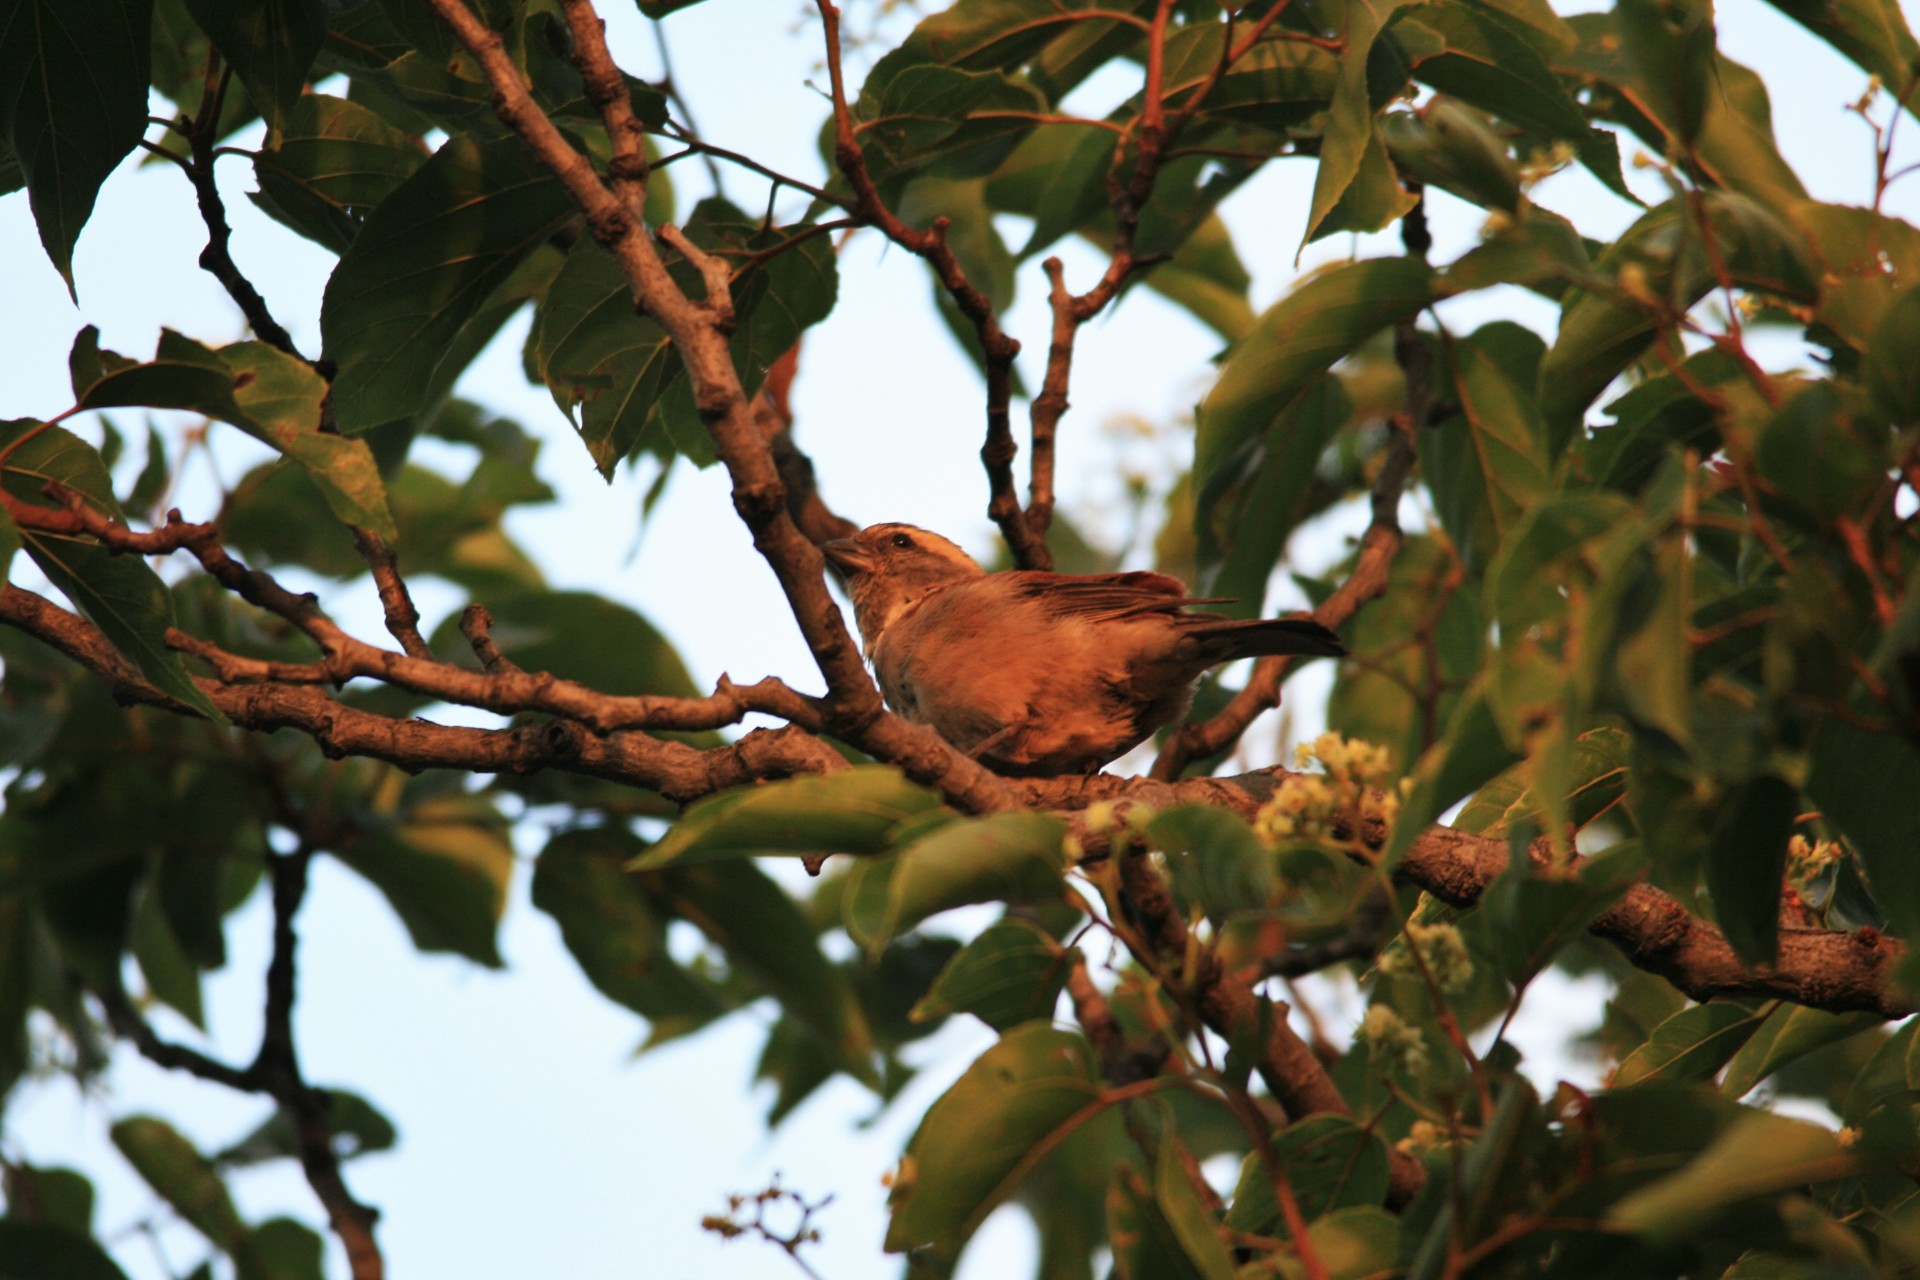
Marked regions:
[1188,615,1347,661]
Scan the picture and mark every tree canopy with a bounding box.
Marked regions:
[1,0,1919,1277]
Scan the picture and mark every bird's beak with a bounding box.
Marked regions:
[821,539,875,576]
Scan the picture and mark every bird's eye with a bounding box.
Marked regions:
[890,533,915,550]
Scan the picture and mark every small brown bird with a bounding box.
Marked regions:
[822,523,1347,776]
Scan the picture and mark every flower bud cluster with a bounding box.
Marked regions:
[1361,1005,1430,1077]
[1254,732,1410,843]
[1378,921,1474,994]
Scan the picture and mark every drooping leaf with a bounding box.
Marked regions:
[183,0,325,130]
[531,202,839,475]
[635,767,950,870]
[1719,1005,1882,1099]
[214,1091,398,1166]
[1608,1111,1854,1239]
[1705,775,1799,968]
[873,812,1068,946]
[321,132,575,431]
[1148,806,1276,924]
[0,420,223,721]
[1428,324,1551,568]
[109,1116,246,1250]
[638,859,878,1083]
[1224,1115,1391,1235]
[426,588,700,700]
[250,93,428,253]
[530,827,730,1040]
[1759,0,1920,114]
[0,1222,130,1280]
[1537,194,1818,435]
[235,1218,325,1280]
[331,792,514,966]
[885,1023,1102,1255]
[1194,257,1432,500]
[69,330,396,536]
[1302,0,1419,245]
[910,917,1072,1032]
[1614,1001,1771,1085]
[0,0,153,289]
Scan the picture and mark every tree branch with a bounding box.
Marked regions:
[1020,770,1916,1019]
[424,0,1014,813]
[808,0,1042,568]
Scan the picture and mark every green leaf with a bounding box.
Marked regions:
[909,917,1071,1032]
[1147,806,1275,924]
[531,203,839,475]
[636,767,950,870]
[1429,324,1551,568]
[851,53,1047,182]
[1198,374,1352,608]
[1759,0,1920,113]
[250,93,429,253]
[1864,284,1920,426]
[321,132,575,432]
[0,0,153,289]
[235,1218,325,1280]
[1441,209,1593,297]
[331,792,513,966]
[1194,257,1432,500]
[640,859,877,1083]
[1614,1001,1771,1086]
[530,827,729,1039]
[428,588,697,700]
[885,1023,1102,1254]
[1407,5,1591,143]
[221,343,396,535]
[0,499,19,582]
[876,812,1068,945]
[1480,843,1643,988]
[1705,775,1799,968]
[109,1116,246,1249]
[131,879,206,1028]
[1608,1112,1853,1240]
[1615,0,1716,146]
[1380,100,1521,214]
[1719,1005,1882,1099]
[0,1222,130,1280]
[1138,211,1255,342]
[1303,0,1418,245]
[1224,1115,1391,1235]
[0,420,223,722]
[184,0,325,130]
[1298,1207,1400,1280]
[69,330,396,536]
[1382,679,1521,867]
[1807,720,1920,940]
[1151,1128,1234,1280]
[214,1091,398,1166]
[1537,194,1818,435]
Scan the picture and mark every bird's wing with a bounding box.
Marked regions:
[1005,571,1234,623]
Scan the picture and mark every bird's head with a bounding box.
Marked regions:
[822,523,983,651]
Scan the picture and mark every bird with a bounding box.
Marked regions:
[821,522,1347,776]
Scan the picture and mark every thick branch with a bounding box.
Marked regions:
[1020,770,1916,1019]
